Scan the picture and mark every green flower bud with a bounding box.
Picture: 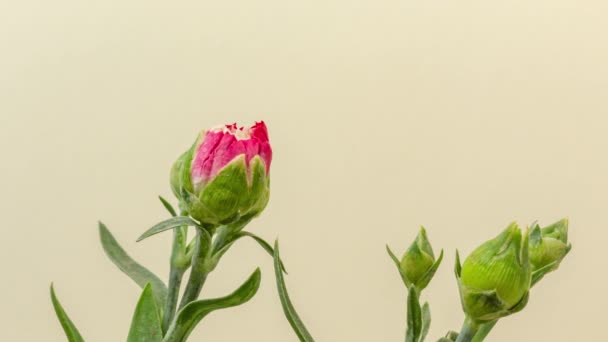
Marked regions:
[456,222,531,322]
[529,218,571,285]
[387,227,443,291]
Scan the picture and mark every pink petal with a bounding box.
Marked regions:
[190,121,272,189]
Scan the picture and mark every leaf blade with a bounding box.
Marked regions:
[98,222,168,310]
[274,241,315,342]
[127,284,163,342]
[137,216,201,242]
[50,284,85,342]
[163,268,262,342]
[419,302,431,342]
[225,231,288,273]
[159,196,177,217]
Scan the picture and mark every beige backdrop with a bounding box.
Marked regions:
[1,0,606,341]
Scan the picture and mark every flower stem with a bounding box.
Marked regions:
[178,229,209,310]
[471,320,497,342]
[161,221,189,334]
[162,267,184,333]
[455,318,479,342]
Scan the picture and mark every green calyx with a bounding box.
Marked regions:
[388,227,444,291]
[456,222,531,322]
[401,227,436,289]
[170,147,270,228]
[529,218,571,285]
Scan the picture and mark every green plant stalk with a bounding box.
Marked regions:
[405,288,420,342]
[470,320,496,342]
[455,318,479,342]
[161,263,185,333]
[161,206,189,333]
[178,229,209,310]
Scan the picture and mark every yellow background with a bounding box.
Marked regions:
[1,0,606,340]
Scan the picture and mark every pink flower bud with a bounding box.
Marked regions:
[171,121,272,226]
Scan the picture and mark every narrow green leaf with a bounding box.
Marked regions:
[420,302,431,342]
[127,284,162,342]
[274,241,315,342]
[137,216,201,242]
[159,196,177,217]
[222,231,288,273]
[163,268,262,342]
[405,287,422,342]
[50,284,85,342]
[98,222,167,310]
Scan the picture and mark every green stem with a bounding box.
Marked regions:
[161,211,189,334]
[471,321,496,342]
[161,267,184,333]
[405,289,421,342]
[455,318,479,342]
[178,229,209,310]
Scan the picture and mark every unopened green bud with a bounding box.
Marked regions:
[456,222,531,322]
[529,218,571,285]
[387,227,443,291]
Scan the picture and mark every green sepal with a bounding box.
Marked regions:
[127,284,162,342]
[198,156,249,223]
[456,283,531,322]
[245,156,271,216]
[456,286,506,322]
[181,189,221,226]
[531,248,571,286]
[420,302,431,342]
[163,268,262,342]
[98,222,167,312]
[180,156,270,227]
[386,245,410,288]
[454,250,462,278]
[274,241,315,342]
[416,249,444,291]
[405,286,422,342]
[136,216,205,242]
[158,196,177,217]
[50,284,85,342]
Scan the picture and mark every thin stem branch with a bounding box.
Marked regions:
[455,318,479,342]
[178,229,209,310]
[162,267,184,333]
[471,320,497,342]
[161,220,189,334]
